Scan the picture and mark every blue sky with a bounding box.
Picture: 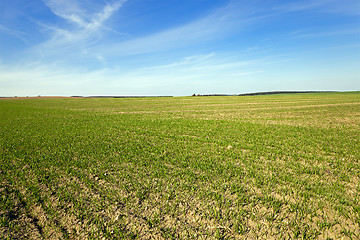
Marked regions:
[0,0,359,96]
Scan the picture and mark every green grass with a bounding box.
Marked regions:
[0,92,359,239]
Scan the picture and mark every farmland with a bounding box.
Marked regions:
[0,92,359,239]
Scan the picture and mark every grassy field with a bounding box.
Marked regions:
[0,92,359,239]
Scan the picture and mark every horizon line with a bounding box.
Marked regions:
[1,90,360,99]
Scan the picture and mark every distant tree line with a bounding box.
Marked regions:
[191,91,337,97]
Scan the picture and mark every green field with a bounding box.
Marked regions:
[1,92,359,239]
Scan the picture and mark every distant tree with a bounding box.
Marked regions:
[192,93,196,96]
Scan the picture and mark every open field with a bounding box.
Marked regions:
[1,92,359,239]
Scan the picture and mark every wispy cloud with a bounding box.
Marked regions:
[0,24,29,44]
[289,28,360,39]
[94,2,262,57]
[273,0,360,15]
[20,0,127,66]
[272,0,333,12]
[120,52,256,75]
[39,0,125,46]
[44,0,125,29]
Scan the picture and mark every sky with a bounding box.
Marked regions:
[0,0,359,96]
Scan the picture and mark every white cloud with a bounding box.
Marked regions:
[21,0,127,65]
[41,0,125,43]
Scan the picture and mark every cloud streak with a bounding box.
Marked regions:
[289,28,360,39]
[0,24,30,44]
[95,2,262,57]
[272,0,360,15]
[40,0,125,45]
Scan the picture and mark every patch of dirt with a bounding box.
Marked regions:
[0,183,43,240]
